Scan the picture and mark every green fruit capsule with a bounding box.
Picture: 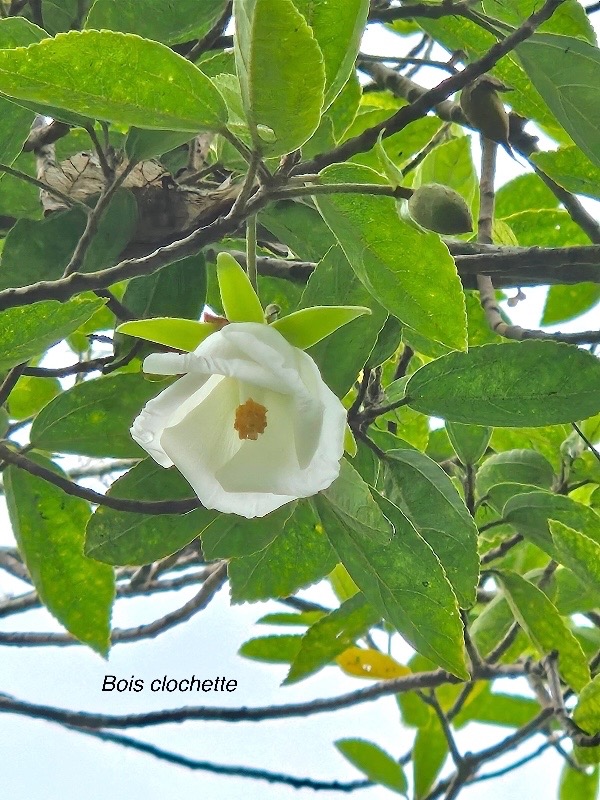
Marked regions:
[407,183,473,235]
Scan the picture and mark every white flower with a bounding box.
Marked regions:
[131,322,347,518]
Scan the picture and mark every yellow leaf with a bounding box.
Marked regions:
[336,646,411,680]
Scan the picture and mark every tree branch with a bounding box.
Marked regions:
[0,444,201,515]
[0,563,227,646]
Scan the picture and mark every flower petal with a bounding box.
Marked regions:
[130,372,208,466]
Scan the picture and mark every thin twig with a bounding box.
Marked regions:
[85,125,113,182]
[0,443,201,515]
[187,1,233,62]
[62,160,137,277]
[46,724,373,792]
[0,162,90,213]
[0,563,227,646]
[0,662,527,723]
[0,363,27,407]
[572,423,600,465]
[480,533,524,565]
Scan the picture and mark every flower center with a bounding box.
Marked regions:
[234,398,268,440]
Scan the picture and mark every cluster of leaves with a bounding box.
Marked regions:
[2,0,600,797]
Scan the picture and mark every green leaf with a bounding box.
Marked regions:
[228,502,336,602]
[0,19,39,167]
[40,0,79,34]
[404,341,600,426]
[303,72,361,159]
[80,190,138,273]
[454,687,539,729]
[30,373,166,458]
[0,97,33,171]
[549,520,600,596]
[285,593,380,685]
[216,251,264,323]
[84,459,216,566]
[507,209,588,248]
[517,33,600,170]
[366,315,403,368]
[201,503,296,560]
[258,611,325,627]
[495,173,559,216]
[293,0,368,109]
[446,422,491,465]
[413,718,448,800]
[0,296,105,371]
[121,254,207,321]
[496,570,590,692]
[471,593,520,659]
[559,763,599,800]
[239,634,302,663]
[483,0,595,42]
[542,284,600,327]
[8,375,60,420]
[504,491,600,556]
[116,253,208,357]
[260,200,337,262]
[329,562,360,602]
[485,481,545,516]
[374,130,404,188]
[0,152,41,220]
[382,449,479,609]
[117,318,220,352]
[0,16,45,48]
[233,0,325,155]
[124,128,194,162]
[315,163,467,351]
[532,145,600,201]
[475,449,554,497]
[0,208,87,289]
[553,567,600,616]
[491,424,569,472]
[350,114,442,178]
[0,30,227,132]
[315,461,468,679]
[271,305,370,349]
[85,0,229,45]
[335,738,407,795]
[573,676,600,765]
[300,246,387,397]
[4,456,114,655]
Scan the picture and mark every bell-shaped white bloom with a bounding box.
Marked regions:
[131,322,347,518]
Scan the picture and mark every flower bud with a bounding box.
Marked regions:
[407,183,473,235]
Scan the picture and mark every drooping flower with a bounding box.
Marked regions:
[131,322,347,518]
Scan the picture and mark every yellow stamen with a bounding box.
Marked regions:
[234,398,268,440]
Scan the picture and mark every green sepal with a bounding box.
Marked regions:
[116,317,222,351]
[216,252,264,323]
[271,305,370,349]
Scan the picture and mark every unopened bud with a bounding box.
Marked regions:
[407,183,473,235]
